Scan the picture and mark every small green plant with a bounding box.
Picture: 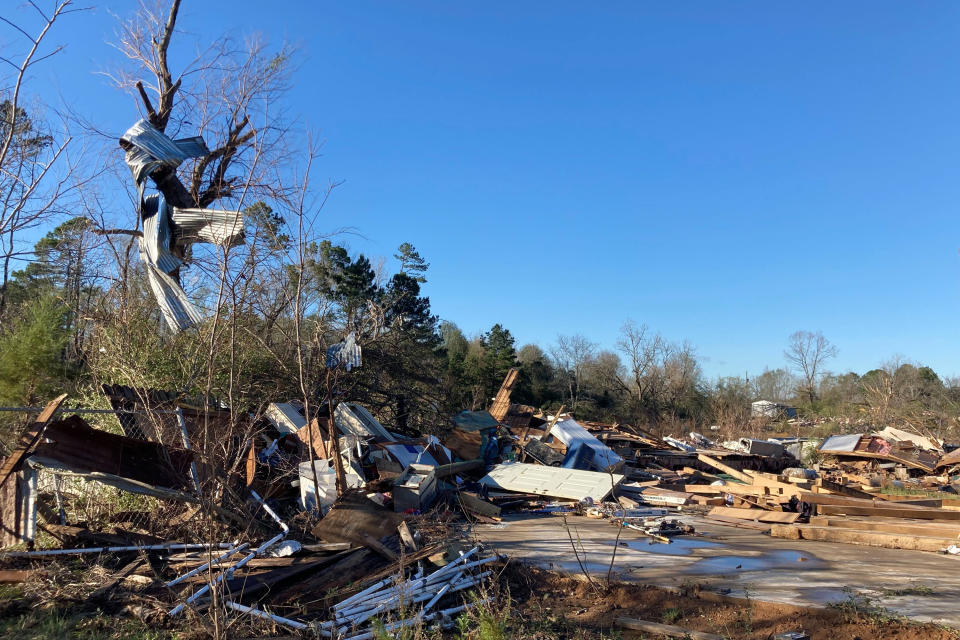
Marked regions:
[735,584,754,633]
[829,586,906,625]
[661,606,683,624]
[882,583,936,597]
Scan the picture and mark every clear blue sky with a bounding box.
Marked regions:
[12,1,960,380]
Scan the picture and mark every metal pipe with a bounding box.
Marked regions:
[250,490,288,533]
[340,599,488,640]
[337,556,495,616]
[168,533,284,616]
[3,543,233,558]
[336,571,492,632]
[331,554,491,624]
[165,543,249,587]
[0,407,184,414]
[223,600,308,630]
[420,569,462,617]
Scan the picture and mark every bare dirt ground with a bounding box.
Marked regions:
[500,562,960,640]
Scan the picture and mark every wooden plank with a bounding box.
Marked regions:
[89,556,146,600]
[616,617,724,640]
[818,479,877,500]
[696,454,752,483]
[458,492,502,519]
[771,524,958,551]
[311,491,404,545]
[0,394,69,487]
[708,506,800,523]
[0,569,35,583]
[809,516,960,538]
[398,521,418,553]
[359,532,399,561]
[433,460,483,479]
[703,514,772,531]
[488,368,519,421]
[816,504,960,520]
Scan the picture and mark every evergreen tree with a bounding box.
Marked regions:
[394,242,429,283]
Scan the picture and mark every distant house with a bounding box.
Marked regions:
[751,400,797,419]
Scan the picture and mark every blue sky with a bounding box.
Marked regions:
[10,1,960,379]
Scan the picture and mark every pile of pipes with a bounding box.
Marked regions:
[319,546,497,640]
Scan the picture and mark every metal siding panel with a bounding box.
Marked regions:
[479,462,622,501]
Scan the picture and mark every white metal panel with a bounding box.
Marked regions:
[266,403,307,435]
[549,418,622,470]
[819,434,862,453]
[335,403,393,442]
[479,462,623,501]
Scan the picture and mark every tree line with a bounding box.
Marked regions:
[1,1,959,453]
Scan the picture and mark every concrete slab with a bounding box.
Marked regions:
[473,513,960,626]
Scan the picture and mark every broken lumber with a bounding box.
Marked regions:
[771,524,958,552]
[808,516,960,538]
[815,504,960,520]
[616,617,724,640]
[458,492,502,519]
[696,454,752,483]
[708,506,801,524]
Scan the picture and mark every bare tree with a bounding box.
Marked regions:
[784,330,838,404]
[0,1,91,311]
[751,367,797,402]
[550,333,596,410]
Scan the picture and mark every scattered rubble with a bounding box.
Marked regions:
[3,367,960,636]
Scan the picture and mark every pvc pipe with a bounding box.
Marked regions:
[165,543,249,587]
[324,550,487,628]
[336,571,492,632]
[3,543,233,558]
[224,600,308,630]
[250,490,288,532]
[340,599,489,640]
[336,556,496,616]
[332,557,493,625]
[420,569,463,617]
[168,533,284,616]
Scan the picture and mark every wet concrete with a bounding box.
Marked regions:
[472,513,960,626]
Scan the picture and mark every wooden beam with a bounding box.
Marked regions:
[809,516,960,538]
[616,617,724,640]
[0,394,69,486]
[708,506,801,523]
[696,454,752,483]
[816,504,960,520]
[771,524,958,552]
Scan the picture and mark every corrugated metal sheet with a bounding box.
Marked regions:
[479,462,623,501]
[171,207,244,248]
[143,265,203,332]
[334,403,392,442]
[140,193,181,273]
[326,332,362,370]
[121,119,247,333]
[549,418,622,471]
[121,119,209,185]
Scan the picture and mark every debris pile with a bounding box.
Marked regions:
[6,365,960,633]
